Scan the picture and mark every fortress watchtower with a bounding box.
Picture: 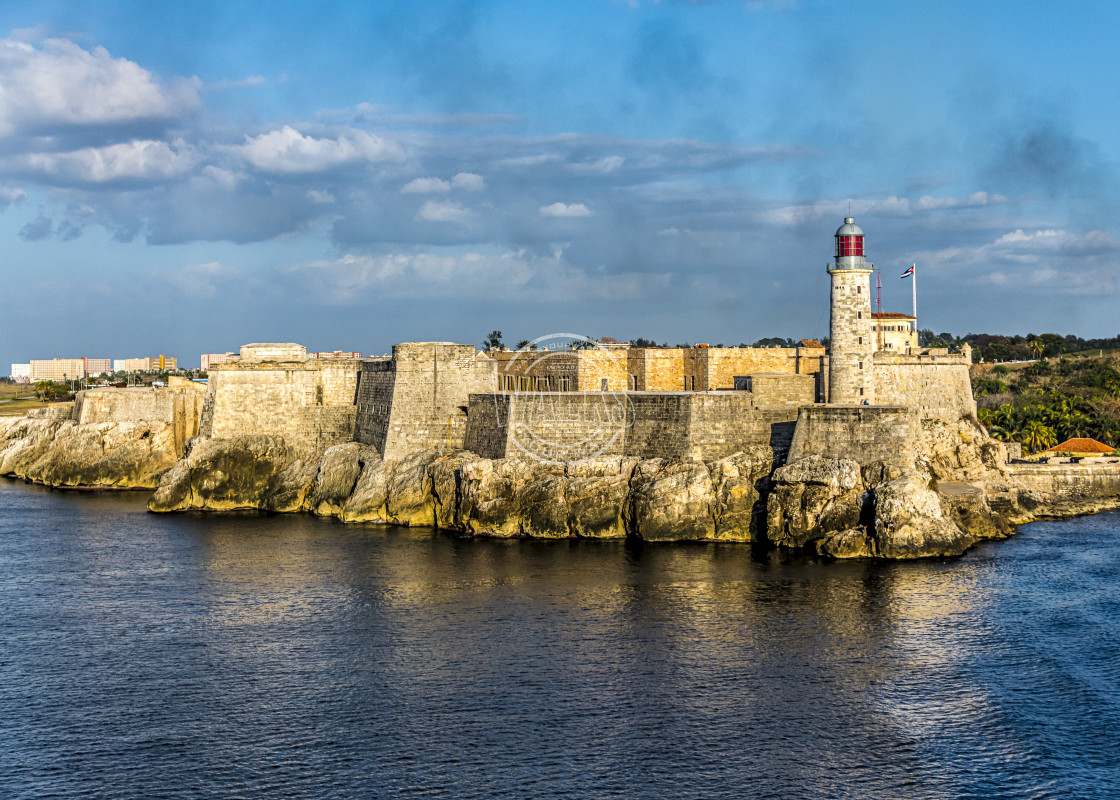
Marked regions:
[828,217,874,404]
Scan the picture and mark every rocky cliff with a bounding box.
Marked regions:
[149,439,777,543]
[0,414,181,489]
[145,421,1031,558]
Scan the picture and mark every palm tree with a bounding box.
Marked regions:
[1063,411,1093,440]
[1028,337,1045,359]
[1023,421,1057,453]
[994,403,1018,428]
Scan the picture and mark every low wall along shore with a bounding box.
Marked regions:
[1008,462,1120,502]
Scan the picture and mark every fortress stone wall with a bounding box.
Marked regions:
[199,356,361,455]
[74,385,206,456]
[628,348,684,391]
[787,405,920,468]
[463,386,802,463]
[355,342,497,460]
[489,349,629,392]
[872,352,976,421]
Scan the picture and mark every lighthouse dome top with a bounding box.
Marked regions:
[835,217,863,237]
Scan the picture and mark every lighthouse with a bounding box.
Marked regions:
[828,217,874,404]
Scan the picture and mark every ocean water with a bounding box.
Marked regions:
[1,478,1117,799]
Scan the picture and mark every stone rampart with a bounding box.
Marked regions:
[201,357,360,455]
[463,390,801,463]
[787,405,920,468]
[734,373,815,408]
[355,343,497,460]
[74,386,206,456]
[872,352,976,420]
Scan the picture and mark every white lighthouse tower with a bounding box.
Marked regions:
[828,217,875,404]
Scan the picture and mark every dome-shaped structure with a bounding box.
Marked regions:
[835,217,863,237]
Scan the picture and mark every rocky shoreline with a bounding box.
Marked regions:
[8,409,1114,559]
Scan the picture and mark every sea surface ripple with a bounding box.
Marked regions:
[1,479,1118,799]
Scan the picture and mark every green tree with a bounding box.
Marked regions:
[483,330,504,350]
[1023,421,1057,453]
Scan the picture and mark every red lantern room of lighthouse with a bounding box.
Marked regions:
[834,217,865,261]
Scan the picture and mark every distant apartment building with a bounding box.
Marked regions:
[200,352,237,371]
[82,357,112,376]
[10,364,31,383]
[30,358,86,382]
[309,351,363,359]
[114,355,179,372]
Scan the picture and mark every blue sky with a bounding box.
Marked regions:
[3,0,1119,370]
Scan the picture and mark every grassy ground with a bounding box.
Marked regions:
[0,384,35,400]
[0,399,76,417]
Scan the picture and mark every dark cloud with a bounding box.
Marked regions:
[19,214,52,240]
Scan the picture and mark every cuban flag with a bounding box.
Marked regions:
[900,264,915,279]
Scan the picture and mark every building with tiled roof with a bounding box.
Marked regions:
[1045,438,1116,455]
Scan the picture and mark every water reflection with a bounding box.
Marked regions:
[3,479,1118,800]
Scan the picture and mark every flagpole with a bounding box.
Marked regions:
[911,263,917,333]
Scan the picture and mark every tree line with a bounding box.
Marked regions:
[973,357,1120,452]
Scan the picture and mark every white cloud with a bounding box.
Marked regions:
[289,251,533,301]
[402,177,451,194]
[18,139,197,183]
[0,37,200,135]
[911,228,1120,296]
[157,261,237,299]
[0,185,26,209]
[416,200,471,223]
[195,165,240,190]
[207,75,267,90]
[569,156,625,175]
[237,125,401,173]
[403,173,485,194]
[540,202,593,218]
[285,248,669,304]
[452,172,485,191]
[763,192,1012,225]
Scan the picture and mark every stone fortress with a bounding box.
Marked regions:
[8,216,1118,557]
[42,216,978,472]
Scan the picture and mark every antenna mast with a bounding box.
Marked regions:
[875,269,883,351]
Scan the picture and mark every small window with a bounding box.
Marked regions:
[859,387,864,396]
[858,337,862,345]
[857,286,861,293]
[857,311,862,319]
[858,361,863,369]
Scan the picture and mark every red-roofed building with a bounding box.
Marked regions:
[1045,438,1116,456]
